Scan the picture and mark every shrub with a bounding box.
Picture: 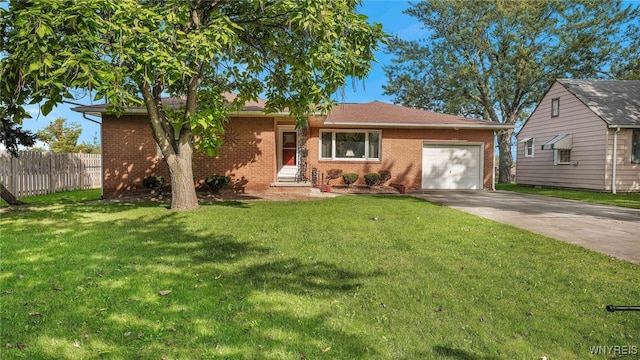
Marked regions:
[364,172,381,188]
[376,170,392,186]
[142,176,165,195]
[205,175,231,194]
[342,173,359,187]
[326,168,343,185]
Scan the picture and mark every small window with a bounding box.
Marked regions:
[319,130,381,161]
[524,138,534,157]
[551,98,560,118]
[554,149,571,165]
[632,130,640,164]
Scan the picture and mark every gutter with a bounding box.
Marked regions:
[71,105,292,118]
[612,127,621,194]
[322,122,515,130]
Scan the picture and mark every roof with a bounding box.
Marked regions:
[71,93,277,116]
[324,101,510,129]
[557,79,640,128]
[73,95,513,130]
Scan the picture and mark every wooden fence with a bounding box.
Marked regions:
[0,151,101,197]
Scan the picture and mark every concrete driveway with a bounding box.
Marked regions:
[412,190,640,264]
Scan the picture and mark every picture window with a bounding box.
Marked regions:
[320,130,381,161]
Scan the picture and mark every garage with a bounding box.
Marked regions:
[422,143,482,189]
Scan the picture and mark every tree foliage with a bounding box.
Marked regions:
[1,0,385,210]
[36,118,81,153]
[0,112,36,157]
[612,19,640,80]
[34,117,101,153]
[0,105,36,205]
[384,0,637,182]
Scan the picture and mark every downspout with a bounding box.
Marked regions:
[82,113,104,199]
[492,130,496,190]
[612,127,620,194]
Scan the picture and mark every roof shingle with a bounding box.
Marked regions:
[557,79,640,127]
[324,101,503,128]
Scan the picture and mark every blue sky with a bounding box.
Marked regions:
[17,1,418,146]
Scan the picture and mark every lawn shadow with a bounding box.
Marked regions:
[2,203,384,358]
[199,200,253,208]
[433,345,501,360]
[238,258,385,295]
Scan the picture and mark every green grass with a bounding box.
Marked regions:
[0,189,102,207]
[496,183,640,209]
[1,191,639,359]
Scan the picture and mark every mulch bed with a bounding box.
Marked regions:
[326,185,401,195]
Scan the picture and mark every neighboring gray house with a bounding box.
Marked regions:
[516,79,640,193]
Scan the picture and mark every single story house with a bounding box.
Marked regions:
[73,95,513,199]
[516,79,640,192]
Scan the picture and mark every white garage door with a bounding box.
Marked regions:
[422,144,482,189]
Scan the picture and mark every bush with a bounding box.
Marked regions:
[364,173,381,188]
[326,169,343,185]
[142,176,165,195]
[342,173,359,187]
[205,175,231,194]
[376,170,391,186]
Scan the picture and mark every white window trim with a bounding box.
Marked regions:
[319,129,381,161]
[554,149,571,165]
[524,138,534,158]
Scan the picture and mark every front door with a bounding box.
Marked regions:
[277,126,298,181]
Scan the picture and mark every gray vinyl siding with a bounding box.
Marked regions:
[516,82,608,190]
[606,129,640,192]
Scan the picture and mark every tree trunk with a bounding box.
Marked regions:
[497,128,514,183]
[0,183,26,205]
[165,142,199,211]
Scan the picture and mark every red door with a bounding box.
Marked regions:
[282,131,297,166]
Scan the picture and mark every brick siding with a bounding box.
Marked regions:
[101,115,277,198]
[306,127,495,190]
[101,115,495,198]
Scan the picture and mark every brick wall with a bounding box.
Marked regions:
[101,114,496,198]
[101,114,160,198]
[101,115,276,198]
[306,127,495,190]
[192,117,276,193]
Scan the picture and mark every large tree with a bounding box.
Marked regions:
[384,0,637,183]
[0,107,37,205]
[612,15,640,80]
[0,0,385,210]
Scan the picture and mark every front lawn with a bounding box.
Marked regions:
[0,189,102,207]
[496,183,640,209]
[1,192,638,359]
